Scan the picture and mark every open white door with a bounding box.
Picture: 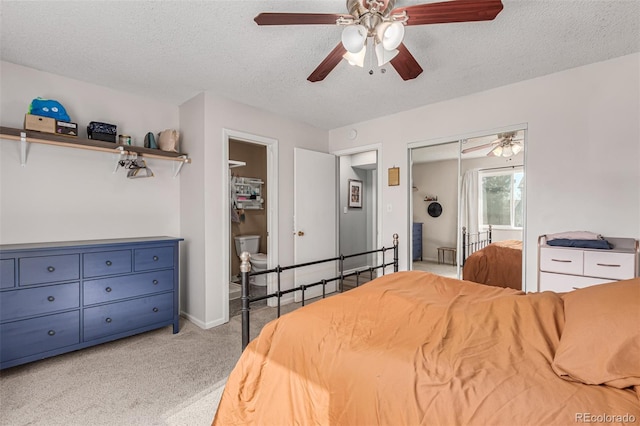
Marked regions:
[294,148,337,302]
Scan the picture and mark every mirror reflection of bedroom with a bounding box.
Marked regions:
[411,130,525,290]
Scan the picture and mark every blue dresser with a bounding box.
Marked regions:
[412,223,423,261]
[0,236,183,369]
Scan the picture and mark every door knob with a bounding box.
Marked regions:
[297,231,305,236]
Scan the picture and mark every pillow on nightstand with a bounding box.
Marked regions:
[552,278,640,388]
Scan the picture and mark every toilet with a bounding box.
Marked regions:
[234,235,268,286]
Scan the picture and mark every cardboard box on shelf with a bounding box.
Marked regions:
[56,120,78,137]
[24,114,56,134]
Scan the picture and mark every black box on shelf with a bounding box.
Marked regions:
[56,120,78,137]
[87,121,117,142]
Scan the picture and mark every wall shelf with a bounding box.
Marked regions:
[0,126,191,176]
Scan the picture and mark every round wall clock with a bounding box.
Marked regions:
[427,202,443,218]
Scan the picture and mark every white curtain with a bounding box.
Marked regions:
[461,169,479,235]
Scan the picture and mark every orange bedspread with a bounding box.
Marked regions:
[213,272,639,425]
[463,239,522,290]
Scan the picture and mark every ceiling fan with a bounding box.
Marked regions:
[461,132,524,157]
[254,0,503,82]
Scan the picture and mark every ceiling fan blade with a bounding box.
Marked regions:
[392,0,503,26]
[308,43,347,82]
[461,141,496,154]
[254,13,352,26]
[389,43,423,81]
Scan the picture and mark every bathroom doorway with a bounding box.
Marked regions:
[229,139,267,316]
[223,129,278,322]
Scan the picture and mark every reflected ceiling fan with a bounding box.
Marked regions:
[461,132,524,157]
[254,0,503,82]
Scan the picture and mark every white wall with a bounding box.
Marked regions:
[330,53,640,292]
[0,61,181,244]
[179,92,328,328]
[178,93,206,324]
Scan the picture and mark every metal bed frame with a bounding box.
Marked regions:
[239,234,399,350]
[461,225,492,266]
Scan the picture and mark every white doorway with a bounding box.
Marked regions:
[333,145,382,284]
[222,129,278,322]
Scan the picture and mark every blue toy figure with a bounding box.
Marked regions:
[29,97,71,121]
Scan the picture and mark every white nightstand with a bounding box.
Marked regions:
[537,236,639,292]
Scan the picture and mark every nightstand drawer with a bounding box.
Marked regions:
[1,311,80,362]
[19,254,79,286]
[83,250,132,278]
[0,282,80,322]
[83,270,174,305]
[539,272,612,292]
[584,251,636,280]
[83,293,173,341]
[1,259,15,289]
[539,247,583,275]
[134,246,174,271]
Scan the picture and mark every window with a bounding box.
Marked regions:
[478,168,524,229]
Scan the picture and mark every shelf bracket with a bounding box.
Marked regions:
[173,155,189,178]
[20,131,27,166]
[112,146,129,173]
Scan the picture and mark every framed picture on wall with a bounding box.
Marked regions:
[348,179,363,208]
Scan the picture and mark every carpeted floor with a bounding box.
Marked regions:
[0,306,289,426]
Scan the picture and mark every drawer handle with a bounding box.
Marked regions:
[105,317,112,323]
[47,296,55,302]
[153,279,159,285]
[551,259,572,263]
[47,266,55,272]
[153,256,159,261]
[106,260,113,266]
[105,287,112,293]
[153,307,159,313]
[48,330,56,336]
[596,263,621,267]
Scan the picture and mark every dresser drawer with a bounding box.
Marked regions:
[1,311,80,362]
[83,270,174,305]
[539,271,612,293]
[83,250,132,278]
[1,259,15,288]
[583,251,636,280]
[19,254,79,286]
[83,292,173,341]
[0,282,80,322]
[134,246,174,271]
[539,247,583,275]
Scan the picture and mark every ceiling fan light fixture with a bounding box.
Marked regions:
[511,142,523,155]
[343,46,366,67]
[375,42,398,66]
[341,24,367,53]
[488,145,503,157]
[376,21,405,50]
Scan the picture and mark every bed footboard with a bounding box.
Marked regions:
[462,225,492,266]
[240,234,399,349]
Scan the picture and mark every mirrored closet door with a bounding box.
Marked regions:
[410,128,526,289]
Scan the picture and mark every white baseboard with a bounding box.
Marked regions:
[180,311,227,329]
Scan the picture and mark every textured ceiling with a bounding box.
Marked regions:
[1,1,638,130]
